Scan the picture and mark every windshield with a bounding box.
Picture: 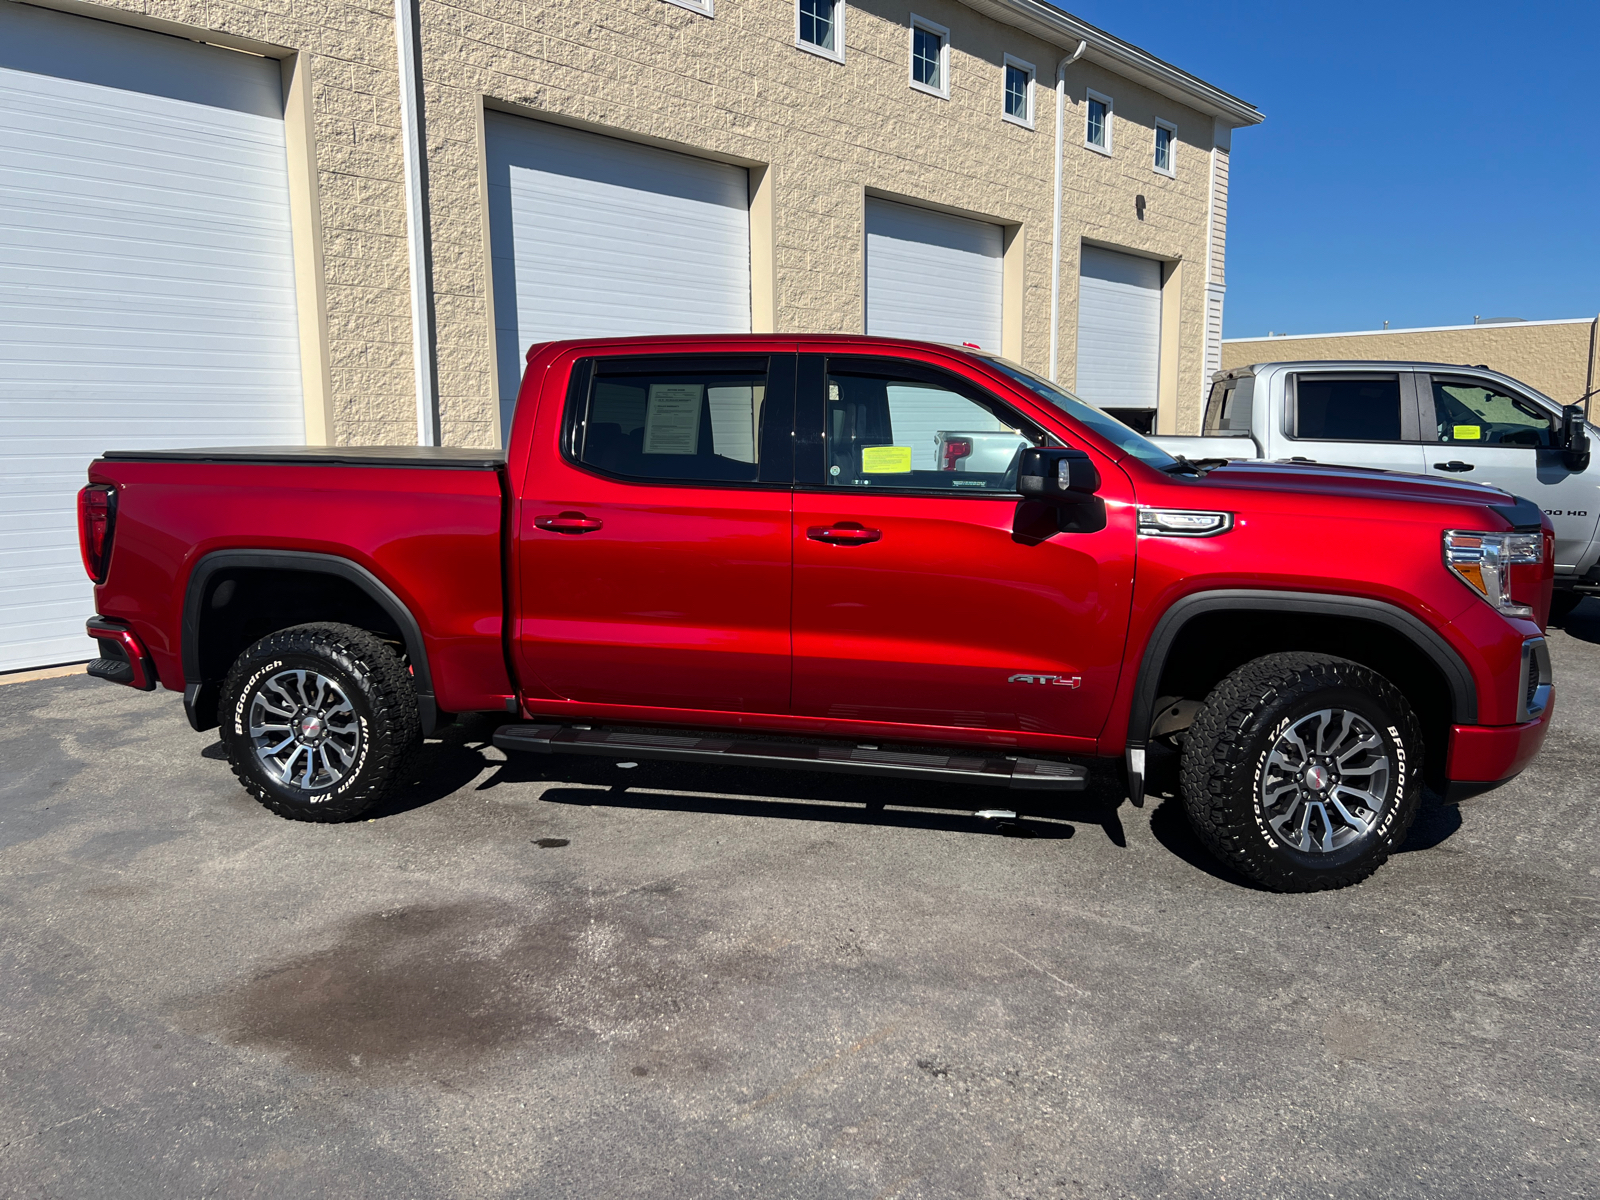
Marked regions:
[981,358,1181,470]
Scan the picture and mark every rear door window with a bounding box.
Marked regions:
[572,355,792,485]
[1292,374,1404,442]
[822,360,1047,492]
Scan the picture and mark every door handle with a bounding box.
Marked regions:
[534,511,604,533]
[1433,460,1475,472]
[807,522,882,546]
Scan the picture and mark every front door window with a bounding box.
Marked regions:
[1429,378,1555,448]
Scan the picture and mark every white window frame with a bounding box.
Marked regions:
[1084,87,1113,155]
[908,15,950,100]
[1153,118,1177,177]
[795,0,844,63]
[661,0,714,16]
[1001,54,1035,129]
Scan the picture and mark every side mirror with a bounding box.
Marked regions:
[1561,404,1591,471]
[1017,447,1100,499]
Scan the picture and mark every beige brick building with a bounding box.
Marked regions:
[0,0,1257,668]
[1222,318,1600,411]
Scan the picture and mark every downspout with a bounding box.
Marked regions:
[395,0,438,445]
[1048,39,1088,383]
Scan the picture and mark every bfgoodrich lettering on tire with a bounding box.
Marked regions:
[218,622,420,822]
[1179,652,1423,892]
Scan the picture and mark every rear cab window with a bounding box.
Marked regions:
[567,354,794,485]
[1203,375,1256,436]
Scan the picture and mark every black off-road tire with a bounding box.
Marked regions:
[218,623,420,822]
[1179,652,1423,892]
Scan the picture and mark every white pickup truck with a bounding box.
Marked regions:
[1152,360,1597,617]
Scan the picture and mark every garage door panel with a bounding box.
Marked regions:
[0,4,304,671]
[1075,245,1162,411]
[865,199,1004,352]
[487,113,752,421]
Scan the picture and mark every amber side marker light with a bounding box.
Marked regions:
[1442,530,1543,617]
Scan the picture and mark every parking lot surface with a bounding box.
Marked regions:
[2,615,1597,1199]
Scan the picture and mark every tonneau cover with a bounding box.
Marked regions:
[98,445,505,469]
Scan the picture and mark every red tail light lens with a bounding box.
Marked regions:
[77,484,117,583]
[941,438,972,471]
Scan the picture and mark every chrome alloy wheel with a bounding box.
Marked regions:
[248,669,361,792]
[1258,708,1391,854]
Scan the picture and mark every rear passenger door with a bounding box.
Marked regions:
[515,352,796,714]
[1279,371,1428,475]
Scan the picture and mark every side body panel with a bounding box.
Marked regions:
[87,460,512,713]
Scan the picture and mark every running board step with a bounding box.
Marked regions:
[491,724,1087,792]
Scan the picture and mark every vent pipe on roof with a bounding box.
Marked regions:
[1048,39,1088,383]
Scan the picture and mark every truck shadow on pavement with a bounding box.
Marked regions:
[1552,596,1600,642]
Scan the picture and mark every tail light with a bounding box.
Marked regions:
[1442,529,1548,618]
[941,438,972,471]
[77,484,117,583]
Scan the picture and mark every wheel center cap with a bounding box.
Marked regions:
[298,713,324,740]
[1304,763,1331,792]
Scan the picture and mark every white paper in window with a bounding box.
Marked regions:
[643,384,702,454]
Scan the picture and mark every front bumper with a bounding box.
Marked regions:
[1443,697,1553,800]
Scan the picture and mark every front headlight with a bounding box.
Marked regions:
[1442,530,1543,617]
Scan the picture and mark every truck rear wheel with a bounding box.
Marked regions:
[218,622,420,822]
[1179,652,1422,892]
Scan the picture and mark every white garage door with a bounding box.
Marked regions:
[0,4,304,672]
[865,199,1003,352]
[1076,245,1163,410]
[486,114,752,435]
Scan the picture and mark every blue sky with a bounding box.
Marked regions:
[1062,1,1600,338]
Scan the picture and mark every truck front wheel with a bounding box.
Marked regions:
[1179,652,1422,892]
[218,622,420,822]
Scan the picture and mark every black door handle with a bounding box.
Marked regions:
[1433,460,1475,472]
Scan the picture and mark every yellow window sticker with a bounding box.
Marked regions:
[860,445,913,473]
[1452,425,1482,441]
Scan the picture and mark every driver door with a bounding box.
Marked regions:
[789,354,1135,742]
[1420,373,1600,570]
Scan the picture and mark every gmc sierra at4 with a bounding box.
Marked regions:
[78,336,1555,891]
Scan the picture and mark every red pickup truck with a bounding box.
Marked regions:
[77,335,1555,891]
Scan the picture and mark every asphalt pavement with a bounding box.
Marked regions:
[2,611,1597,1199]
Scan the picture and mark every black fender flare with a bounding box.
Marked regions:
[181,549,437,735]
[1127,588,1478,750]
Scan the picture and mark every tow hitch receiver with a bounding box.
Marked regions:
[493,724,1087,791]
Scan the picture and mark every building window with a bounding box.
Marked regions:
[1154,119,1176,176]
[909,16,949,99]
[796,0,842,61]
[1002,55,1034,128]
[1085,88,1112,154]
[661,0,713,16]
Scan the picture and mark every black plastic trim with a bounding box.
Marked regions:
[1128,589,1479,749]
[181,550,437,735]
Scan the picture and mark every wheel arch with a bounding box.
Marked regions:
[181,550,437,736]
[1130,590,1476,777]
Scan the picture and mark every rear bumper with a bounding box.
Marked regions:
[1443,698,1553,799]
[85,617,157,691]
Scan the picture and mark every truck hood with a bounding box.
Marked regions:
[1196,459,1518,509]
